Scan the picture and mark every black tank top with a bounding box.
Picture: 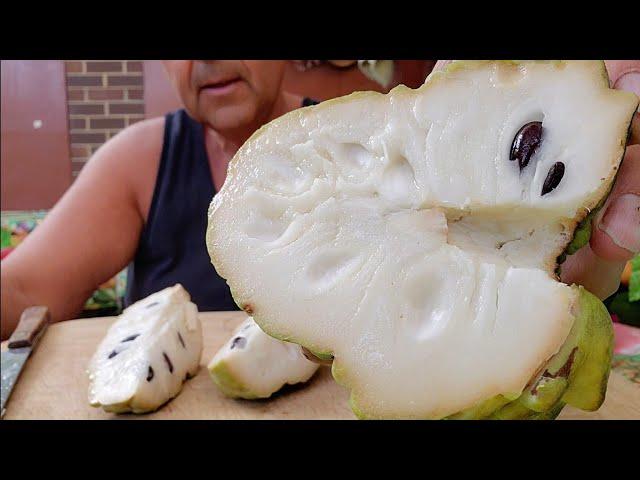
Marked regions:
[125,101,318,310]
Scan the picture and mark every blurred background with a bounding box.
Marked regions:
[1,60,435,210]
[0,59,435,316]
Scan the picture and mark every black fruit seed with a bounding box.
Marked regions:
[121,334,140,343]
[541,162,565,196]
[147,366,154,382]
[146,301,159,309]
[510,122,543,171]
[177,332,186,348]
[230,336,246,350]
[108,350,118,359]
[163,352,174,373]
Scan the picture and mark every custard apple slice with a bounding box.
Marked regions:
[88,284,202,414]
[206,60,638,419]
[208,317,319,399]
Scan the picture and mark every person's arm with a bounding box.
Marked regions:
[1,117,165,339]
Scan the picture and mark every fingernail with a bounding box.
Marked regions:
[598,193,640,254]
[614,71,640,97]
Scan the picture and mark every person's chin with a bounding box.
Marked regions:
[208,103,258,132]
[199,94,257,130]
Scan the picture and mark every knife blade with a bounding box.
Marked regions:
[1,306,50,418]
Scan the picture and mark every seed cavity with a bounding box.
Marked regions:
[121,334,140,343]
[230,336,246,350]
[510,121,543,171]
[541,162,565,196]
[163,352,174,373]
[147,366,155,382]
[177,332,186,348]
[108,350,119,359]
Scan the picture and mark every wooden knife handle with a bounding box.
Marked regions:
[7,306,50,349]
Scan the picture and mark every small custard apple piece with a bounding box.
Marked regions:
[207,60,638,419]
[208,317,319,399]
[88,284,202,414]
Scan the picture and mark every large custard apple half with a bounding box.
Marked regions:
[88,284,202,414]
[208,316,319,399]
[206,61,638,419]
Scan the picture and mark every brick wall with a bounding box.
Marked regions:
[64,61,145,177]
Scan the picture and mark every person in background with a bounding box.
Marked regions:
[0,60,427,339]
[1,60,638,340]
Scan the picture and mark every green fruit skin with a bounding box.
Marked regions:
[561,288,613,411]
[349,393,368,420]
[490,400,536,420]
[629,254,640,302]
[93,395,178,415]
[529,402,566,420]
[273,283,612,420]
[208,360,261,400]
[447,395,512,420]
[266,284,611,420]
[308,350,334,362]
[253,319,334,364]
[520,377,568,413]
[350,286,613,420]
[565,217,593,256]
[487,287,612,420]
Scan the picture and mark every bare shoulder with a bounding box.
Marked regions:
[88,116,166,173]
[78,116,167,220]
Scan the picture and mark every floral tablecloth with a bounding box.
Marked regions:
[1,210,127,317]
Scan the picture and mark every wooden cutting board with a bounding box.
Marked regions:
[2,312,639,420]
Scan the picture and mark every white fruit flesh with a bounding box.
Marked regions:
[207,61,638,418]
[208,317,319,399]
[88,284,202,413]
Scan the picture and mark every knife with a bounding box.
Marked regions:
[1,306,50,418]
